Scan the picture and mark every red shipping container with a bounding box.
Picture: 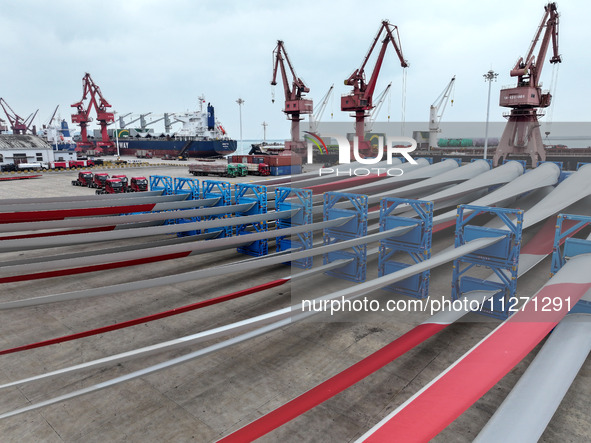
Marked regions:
[263,154,302,166]
[229,155,253,164]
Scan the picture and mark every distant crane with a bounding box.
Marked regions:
[493,2,562,167]
[144,114,170,129]
[0,98,38,134]
[342,20,408,157]
[44,105,60,129]
[164,114,179,133]
[120,113,152,129]
[71,73,116,154]
[366,82,392,133]
[271,40,313,155]
[429,76,455,150]
[118,113,132,128]
[308,84,334,134]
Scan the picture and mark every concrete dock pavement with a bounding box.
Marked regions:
[0,164,589,442]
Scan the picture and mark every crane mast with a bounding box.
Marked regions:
[429,76,455,150]
[71,73,116,154]
[271,40,313,155]
[493,2,561,166]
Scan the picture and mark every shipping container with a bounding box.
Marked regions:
[270,165,302,176]
[264,155,301,166]
[229,155,252,164]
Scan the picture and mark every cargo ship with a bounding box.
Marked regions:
[39,119,77,151]
[115,101,236,158]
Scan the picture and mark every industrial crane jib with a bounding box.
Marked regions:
[341,20,408,158]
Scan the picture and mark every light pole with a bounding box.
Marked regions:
[236,98,244,153]
[261,121,268,143]
[483,69,498,160]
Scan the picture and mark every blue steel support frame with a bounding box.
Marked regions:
[551,213,591,315]
[378,198,433,299]
[202,180,231,238]
[551,214,591,276]
[451,205,523,320]
[173,177,200,237]
[146,175,174,225]
[323,192,368,282]
[174,177,200,200]
[149,175,173,195]
[235,183,268,257]
[275,187,313,269]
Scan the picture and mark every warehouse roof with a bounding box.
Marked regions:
[0,134,52,150]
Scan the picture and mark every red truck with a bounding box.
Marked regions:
[135,150,153,159]
[51,161,70,170]
[111,174,129,191]
[129,176,149,192]
[69,159,95,168]
[71,170,93,186]
[244,163,270,176]
[89,172,109,189]
[96,178,125,195]
[51,159,95,169]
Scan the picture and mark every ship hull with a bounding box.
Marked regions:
[115,138,237,157]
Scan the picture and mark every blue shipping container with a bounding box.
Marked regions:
[270,165,302,176]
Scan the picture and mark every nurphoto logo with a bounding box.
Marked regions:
[307,133,418,177]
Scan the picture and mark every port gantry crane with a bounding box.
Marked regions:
[493,2,561,167]
[0,98,38,134]
[271,40,313,155]
[71,73,116,154]
[429,76,455,151]
[342,20,408,158]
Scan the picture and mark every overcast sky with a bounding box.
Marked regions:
[0,0,588,140]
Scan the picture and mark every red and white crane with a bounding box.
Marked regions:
[493,2,561,166]
[271,40,313,155]
[0,98,38,134]
[341,20,408,157]
[71,73,116,154]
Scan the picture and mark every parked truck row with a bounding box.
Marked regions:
[188,160,270,177]
[71,171,148,194]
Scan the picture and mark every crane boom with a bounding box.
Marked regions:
[46,105,59,127]
[366,82,391,133]
[309,84,334,134]
[144,115,166,127]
